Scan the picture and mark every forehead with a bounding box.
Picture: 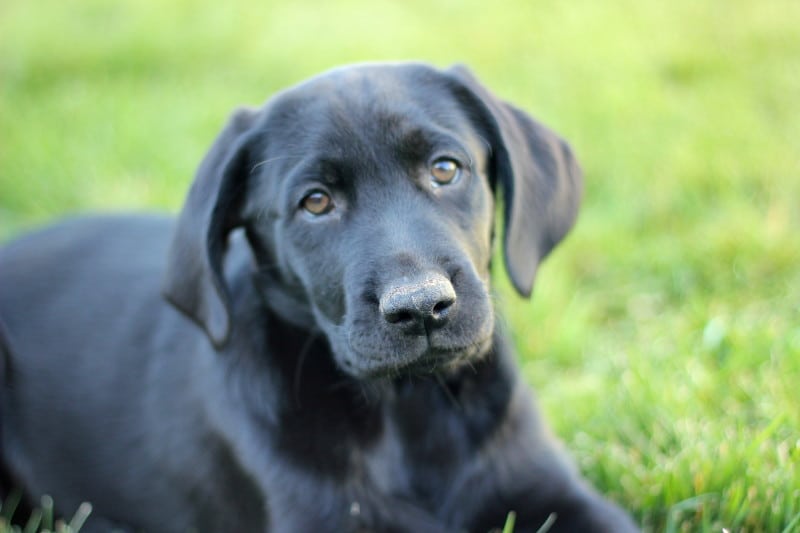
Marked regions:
[261,65,481,165]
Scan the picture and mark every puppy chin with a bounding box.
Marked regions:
[331,335,494,380]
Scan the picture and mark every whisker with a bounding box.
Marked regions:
[475,134,493,157]
[434,372,462,411]
[250,154,304,173]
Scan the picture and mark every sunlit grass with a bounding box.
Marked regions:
[1,0,799,531]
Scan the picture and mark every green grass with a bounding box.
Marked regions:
[1,492,91,533]
[1,0,799,531]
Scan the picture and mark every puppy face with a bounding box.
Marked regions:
[244,67,497,377]
[163,63,582,379]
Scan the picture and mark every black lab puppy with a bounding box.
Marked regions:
[0,63,638,532]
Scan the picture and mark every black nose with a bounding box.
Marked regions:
[379,273,456,331]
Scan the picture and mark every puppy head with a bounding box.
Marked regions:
[163,63,581,378]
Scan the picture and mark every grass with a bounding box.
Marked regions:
[0,492,91,533]
[1,0,799,531]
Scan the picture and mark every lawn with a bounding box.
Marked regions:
[1,0,799,531]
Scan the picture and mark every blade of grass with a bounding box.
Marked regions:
[0,490,21,523]
[67,503,91,532]
[40,496,53,532]
[535,512,557,533]
[23,509,42,533]
[502,511,516,533]
[781,510,800,533]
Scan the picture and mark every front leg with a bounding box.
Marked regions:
[441,383,639,532]
[349,490,462,533]
[265,465,460,533]
[393,335,638,533]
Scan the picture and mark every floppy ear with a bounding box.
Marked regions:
[446,65,583,297]
[163,107,261,348]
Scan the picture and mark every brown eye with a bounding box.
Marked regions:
[430,158,460,186]
[301,190,333,215]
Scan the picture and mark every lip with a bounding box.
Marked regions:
[346,334,493,379]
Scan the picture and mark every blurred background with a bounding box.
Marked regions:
[1,0,798,531]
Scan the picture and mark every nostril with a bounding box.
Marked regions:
[431,297,454,318]
[385,309,415,325]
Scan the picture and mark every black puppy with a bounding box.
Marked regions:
[0,63,638,532]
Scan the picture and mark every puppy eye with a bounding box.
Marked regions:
[301,190,334,215]
[430,158,461,186]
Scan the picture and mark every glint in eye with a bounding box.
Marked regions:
[301,190,334,215]
[430,158,460,186]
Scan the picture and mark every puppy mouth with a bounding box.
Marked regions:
[323,266,497,380]
[344,335,493,380]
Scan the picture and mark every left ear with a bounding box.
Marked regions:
[445,65,583,297]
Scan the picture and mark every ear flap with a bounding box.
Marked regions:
[163,107,261,348]
[446,65,583,297]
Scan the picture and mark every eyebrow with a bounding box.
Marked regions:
[286,159,343,189]
[395,127,473,165]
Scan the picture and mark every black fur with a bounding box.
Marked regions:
[0,63,637,532]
